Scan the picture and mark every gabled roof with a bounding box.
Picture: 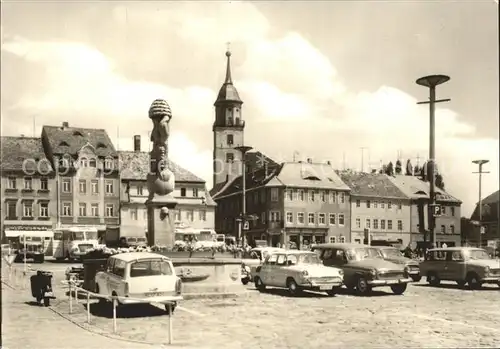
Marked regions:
[388,175,461,203]
[479,190,499,205]
[214,165,281,198]
[42,124,117,157]
[338,172,407,200]
[470,190,499,222]
[0,136,53,173]
[245,151,279,172]
[118,151,205,183]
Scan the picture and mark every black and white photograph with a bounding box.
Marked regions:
[1,1,499,348]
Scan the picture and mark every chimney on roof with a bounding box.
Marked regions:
[307,158,312,164]
[133,135,141,152]
[326,160,331,165]
[62,122,69,129]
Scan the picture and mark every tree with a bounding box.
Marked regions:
[395,160,402,175]
[385,161,394,176]
[435,173,445,190]
[405,159,413,176]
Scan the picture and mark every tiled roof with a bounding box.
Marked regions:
[214,161,351,199]
[479,190,499,205]
[470,190,499,222]
[245,151,279,172]
[0,136,53,172]
[118,151,205,183]
[338,172,407,199]
[42,124,117,157]
[275,162,350,191]
[388,175,461,203]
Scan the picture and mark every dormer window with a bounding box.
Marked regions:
[303,175,320,181]
[80,157,88,167]
[89,158,97,167]
[59,141,70,147]
[73,131,84,137]
[97,142,107,149]
[104,158,113,169]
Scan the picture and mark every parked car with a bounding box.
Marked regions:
[376,246,421,282]
[253,250,344,296]
[119,236,148,248]
[419,247,500,289]
[241,247,286,285]
[94,252,182,314]
[13,237,45,263]
[312,243,412,296]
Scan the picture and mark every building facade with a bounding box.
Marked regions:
[340,172,412,246]
[41,122,120,237]
[1,136,57,252]
[212,50,246,187]
[389,175,462,247]
[213,160,351,248]
[119,136,216,237]
[470,190,499,247]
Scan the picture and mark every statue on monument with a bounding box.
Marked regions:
[147,99,176,201]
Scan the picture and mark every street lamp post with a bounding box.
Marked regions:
[472,159,490,247]
[235,145,253,246]
[416,75,451,247]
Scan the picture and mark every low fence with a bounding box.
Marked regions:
[61,280,182,344]
[2,263,181,345]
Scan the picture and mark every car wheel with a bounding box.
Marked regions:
[326,287,341,297]
[164,302,176,315]
[241,278,249,285]
[95,284,106,305]
[456,280,467,288]
[411,275,422,282]
[356,277,371,296]
[427,272,440,286]
[390,283,407,295]
[467,273,482,290]
[254,277,266,292]
[287,278,301,296]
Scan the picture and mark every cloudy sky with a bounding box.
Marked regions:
[1,1,498,216]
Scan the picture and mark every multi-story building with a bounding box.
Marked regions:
[1,136,57,251]
[213,159,351,248]
[470,190,499,247]
[339,172,411,246]
[41,122,120,238]
[119,136,216,236]
[388,175,462,248]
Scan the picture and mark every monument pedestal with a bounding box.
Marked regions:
[146,195,178,248]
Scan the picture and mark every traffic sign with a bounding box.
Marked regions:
[480,226,485,235]
[243,221,249,230]
[431,204,442,217]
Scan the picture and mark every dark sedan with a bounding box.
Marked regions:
[376,246,421,282]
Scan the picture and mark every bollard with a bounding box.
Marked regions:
[112,298,117,333]
[168,302,173,344]
[86,292,91,324]
[69,281,73,314]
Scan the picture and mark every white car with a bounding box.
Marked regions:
[254,251,344,296]
[94,252,182,314]
[241,247,286,285]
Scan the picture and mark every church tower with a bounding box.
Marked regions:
[213,49,245,186]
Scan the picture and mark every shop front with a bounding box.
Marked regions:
[286,228,328,250]
[3,224,54,255]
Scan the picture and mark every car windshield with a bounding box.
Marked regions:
[86,231,98,240]
[129,259,173,277]
[288,253,322,265]
[468,250,491,260]
[381,248,402,258]
[73,232,85,240]
[137,238,147,243]
[127,238,137,243]
[348,248,383,261]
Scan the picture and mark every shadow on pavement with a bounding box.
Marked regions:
[251,286,398,298]
[86,302,166,319]
[334,287,397,297]
[414,283,500,291]
[24,301,43,306]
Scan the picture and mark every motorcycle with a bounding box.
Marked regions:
[30,270,56,306]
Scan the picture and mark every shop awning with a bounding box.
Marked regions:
[4,230,54,238]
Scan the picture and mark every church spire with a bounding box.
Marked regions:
[225,49,233,84]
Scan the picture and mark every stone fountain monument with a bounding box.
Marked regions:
[145,99,178,248]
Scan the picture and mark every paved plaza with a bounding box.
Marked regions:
[2,263,500,349]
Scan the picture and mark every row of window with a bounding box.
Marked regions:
[355,200,403,210]
[63,202,115,217]
[7,177,49,190]
[5,201,49,218]
[328,236,347,243]
[282,189,346,204]
[128,208,207,222]
[131,185,200,198]
[78,157,113,169]
[72,179,114,194]
[280,211,346,226]
[355,218,404,231]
